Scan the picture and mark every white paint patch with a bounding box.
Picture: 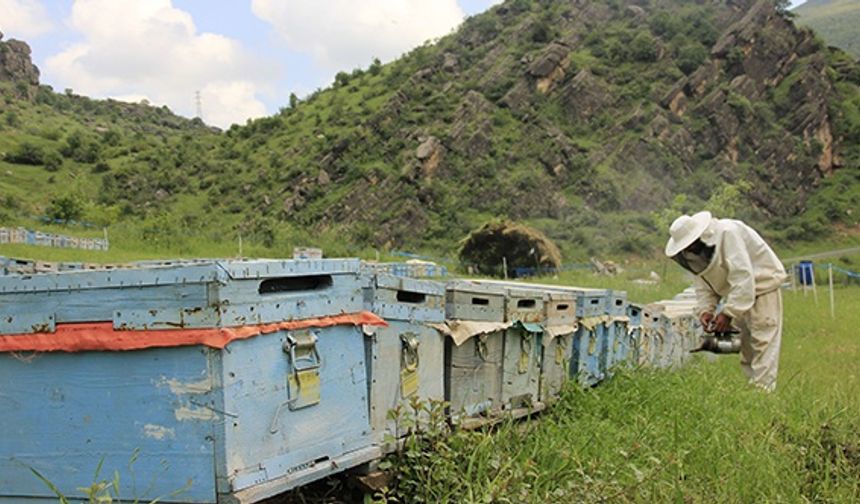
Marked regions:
[157,376,213,395]
[143,424,175,440]
[175,405,218,421]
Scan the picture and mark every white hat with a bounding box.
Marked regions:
[664,211,712,257]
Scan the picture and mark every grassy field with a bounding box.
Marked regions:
[366,285,860,503]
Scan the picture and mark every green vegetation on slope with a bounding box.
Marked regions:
[1,0,860,263]
[795,0,860,58]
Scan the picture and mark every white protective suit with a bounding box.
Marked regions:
[691,217,787,392]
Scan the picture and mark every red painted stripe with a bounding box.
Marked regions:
[0,311,387,353]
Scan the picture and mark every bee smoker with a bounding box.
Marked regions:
[690,329,741,354]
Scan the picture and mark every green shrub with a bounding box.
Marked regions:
[677,43,708,74]
[631,31,658,62]
[47,195,84,222]
[6,141,45,165]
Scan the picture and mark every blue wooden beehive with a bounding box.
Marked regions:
[463,280,547,415]
[539,291,577,404]
[455,280,611,389]
[604,290,631,373]
[642,303,669,368]
[558,287,611,387]
[438,280,508,428]
[0,259,383,503]
[626,303,645,367]
[362,274,446,451]
[500,286,545,416]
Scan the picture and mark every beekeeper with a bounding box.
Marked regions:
[665,211,787,392]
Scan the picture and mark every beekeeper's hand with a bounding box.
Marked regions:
[712,313,732,333]
[700,312,714,331]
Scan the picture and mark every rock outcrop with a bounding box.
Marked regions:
[0,34,40,87]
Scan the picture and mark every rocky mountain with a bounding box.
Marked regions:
[795,0,860,59]
[1,0,859,259]
[0,32,39,88]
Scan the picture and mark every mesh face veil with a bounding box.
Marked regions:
[671,239,715,274]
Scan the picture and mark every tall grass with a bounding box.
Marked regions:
[378,287,860,503]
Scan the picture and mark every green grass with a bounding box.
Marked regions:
[377,286,860,502]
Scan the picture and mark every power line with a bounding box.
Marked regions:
[195,90,203,120]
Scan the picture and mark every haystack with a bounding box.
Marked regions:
[459,221,562,277]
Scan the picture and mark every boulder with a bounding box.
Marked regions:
[528,42,569,78]
[560,69,612,121]
[415,136,441,160]
[442,52,459,71]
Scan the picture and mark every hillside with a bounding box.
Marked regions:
[2,0,860,261]
[795,0,860,59]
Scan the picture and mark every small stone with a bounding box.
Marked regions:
[415,136,440,160]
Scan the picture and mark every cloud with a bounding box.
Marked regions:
[44,0,274,128]
[0,0,53,38]
[251,0,466,71]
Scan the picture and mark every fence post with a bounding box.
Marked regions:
[789,263,796,292]
[811,264,819,306]
[828,263,835,320]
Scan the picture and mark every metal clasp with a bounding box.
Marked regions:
[284,330,321,411]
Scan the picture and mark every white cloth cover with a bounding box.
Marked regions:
[692,218,787,320]
[688,217,786,391]
[430,320,512,347]
[736,289,782,392]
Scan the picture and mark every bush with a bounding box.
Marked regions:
[650,11,683,38]
[43,150,63,172]
[677,43,709,74]
[6,141,45,165]
[631,32,658,62]
[47,195,84,222]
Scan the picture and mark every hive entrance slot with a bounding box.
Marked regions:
[396,290,426,303]
[471,297,490,306]
[517,299,536,308]
[556,304,570,311]
[259,275,333,294]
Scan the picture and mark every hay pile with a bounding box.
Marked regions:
[459,221,562,277]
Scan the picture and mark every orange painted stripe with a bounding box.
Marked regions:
[0,311,387,353]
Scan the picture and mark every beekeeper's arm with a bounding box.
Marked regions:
[693,276,720,318]
[719,229,756,320]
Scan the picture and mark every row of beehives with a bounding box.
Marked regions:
[0,227,109,250]
[0,259,703,504]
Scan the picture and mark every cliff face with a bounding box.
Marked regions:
[0,32,40,90]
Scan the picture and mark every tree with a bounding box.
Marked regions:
[677,43,709,75]
[47,195,84,223]
[369,57,382,76]
[289,92,299,109]
[43,150,63,172]
[334,71,350,87]
[631,32,658,62]
[704,181,752,219]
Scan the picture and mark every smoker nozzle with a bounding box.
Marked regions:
[690,332,741,354]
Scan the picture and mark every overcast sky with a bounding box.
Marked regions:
[0,0,808,128]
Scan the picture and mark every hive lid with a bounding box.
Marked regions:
[431,320,512,346]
